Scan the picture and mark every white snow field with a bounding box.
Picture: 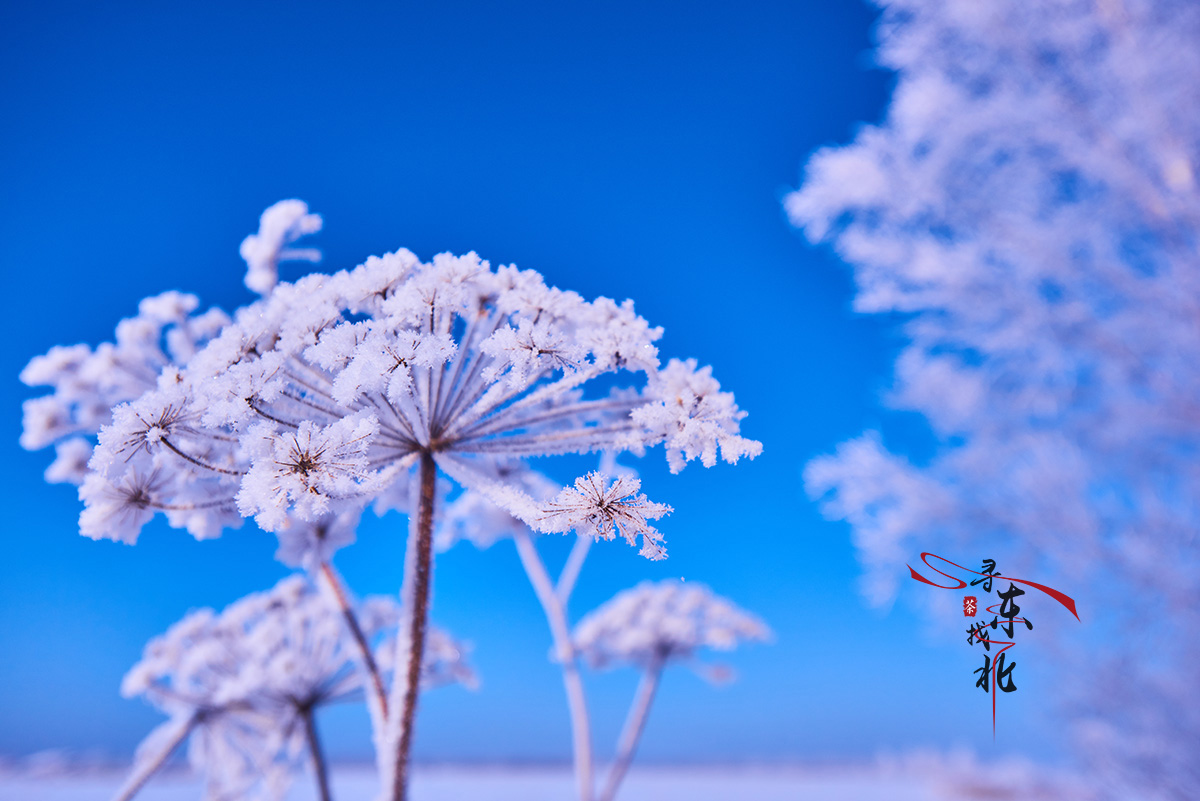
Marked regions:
[0,762,1094,801]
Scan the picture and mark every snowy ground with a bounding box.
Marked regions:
[0,761,1097,801]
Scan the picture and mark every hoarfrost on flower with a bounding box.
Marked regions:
[240,200,323,295]
[73,206,758,554]
[237,413,386,532]
[628,359,763,473]
[538,472,672,561]
[120,575,471,801]
[19,292,229,483]
[573,580,770,671]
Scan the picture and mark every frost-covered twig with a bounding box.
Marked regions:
[555,534,593,605]
[514,528,595,801]
[599,657,663,801]
[111,714,197,801]
[316,561,389,732]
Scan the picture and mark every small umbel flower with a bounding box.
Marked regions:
[539,472,672,560]
[574,580,770,801]
[116,575,472,801]
[20,291,229,485]
[573,580,771,671]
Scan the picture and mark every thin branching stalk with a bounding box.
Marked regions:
[513,529,594,801]
[301,705,333,801]
[599,656,664,801]
[555,534,593,605]
[317,562,389,721]
[112,713,197,801]
[391,451,437,801]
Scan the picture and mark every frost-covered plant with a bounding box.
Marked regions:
[239,199,323,295]
[440,473,769,801]
[573,580,770,801]
[22,200,760,801]
[573,580,771,670]
[438,458,649,801]
[787,1,1200,797]
[19,292,229,488]
[116,575,472,801]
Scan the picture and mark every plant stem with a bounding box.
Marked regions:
[513,529,594,801]
[113,713,197,801]
[302,705,333,801]
[599,659,663,801]
[391,451,437,801]
[317,561,390,781]
[319,562,389,721]
[555,533,593,605]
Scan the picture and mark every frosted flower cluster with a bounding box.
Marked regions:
[573,580,770,670]
[239,199,323,295]
[121,575,470,800]
[22,201,763,801]
[20,292,228,486]
[74,227,759,560]
[539,472,672,560]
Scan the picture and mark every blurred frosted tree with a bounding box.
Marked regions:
[788,1,1200,798]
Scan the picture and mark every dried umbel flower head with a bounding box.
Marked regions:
[539,472,672,560]
[120,575,471,801]
[75,204,760,559]
[573,580,771,671]
[20,291,229,485]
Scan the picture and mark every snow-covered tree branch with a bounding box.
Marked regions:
[788,1,1200,797]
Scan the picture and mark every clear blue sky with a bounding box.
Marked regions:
[1,0,1070,766]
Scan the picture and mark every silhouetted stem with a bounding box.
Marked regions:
[391,451,437,801]
[599,658,663,801]
[302,705,333,801]
[514,529,594,801]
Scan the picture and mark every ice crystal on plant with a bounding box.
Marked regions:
[240,199,323,295]
[573,580,770,671]
[539,472,672,560]
[20,292,229,484]
[238,414,386,531]
[628,359,762,473]
[119,575,471,801]
[76,209,759,554]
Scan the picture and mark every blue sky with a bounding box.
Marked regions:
[1,0,1072,765]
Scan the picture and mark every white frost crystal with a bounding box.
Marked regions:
[57,203,758,557]
[539,472,672,560]
[573,580,770,670]
[121,575,471,801]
